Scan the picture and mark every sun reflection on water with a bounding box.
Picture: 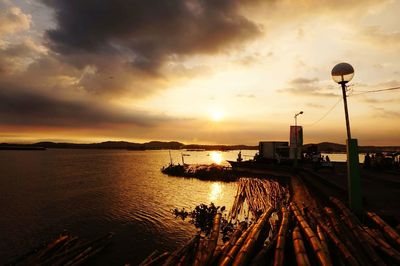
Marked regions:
[209,151,223,165]
[209,182,223,202]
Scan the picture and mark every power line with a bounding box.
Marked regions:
[305,85,399,126]
[305,96,342,126]
[349,86,400,96]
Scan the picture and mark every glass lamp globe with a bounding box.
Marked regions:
[331,63,354,84]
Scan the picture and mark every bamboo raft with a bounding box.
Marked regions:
[140,177,400,266]
[161,164,237,181]
[6,232,113,266]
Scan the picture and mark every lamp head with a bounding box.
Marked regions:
[331,62,354,85]
[294,111,304,118]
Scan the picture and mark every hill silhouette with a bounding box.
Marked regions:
[0,141,399,152]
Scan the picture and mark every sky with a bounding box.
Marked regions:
[0,0,399,145]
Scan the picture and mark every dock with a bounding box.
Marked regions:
[148,162,400,265]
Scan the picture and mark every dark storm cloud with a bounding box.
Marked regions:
[42,0,261,70]
[0,85,168,127]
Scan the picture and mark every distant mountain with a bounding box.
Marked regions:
[27,141,255,150]
[303,142,346,153]
[358,145,400,153]
[1,141,399,152]
[303,142,400,153]
[142,141,183,150]
[183,144,258,151]
[28,141,184,150]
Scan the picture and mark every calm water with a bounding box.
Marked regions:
[0,149,255,265]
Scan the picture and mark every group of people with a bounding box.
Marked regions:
[309,153,330,163]
[363,152,400,170]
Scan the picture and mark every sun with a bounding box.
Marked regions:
[210,110,224,122]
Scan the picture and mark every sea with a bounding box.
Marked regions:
[0,149,255,265]
[0,149,359,265]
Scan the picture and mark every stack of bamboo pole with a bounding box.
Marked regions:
[229,178,289,220]
[7,232,113,266]
[367,211,400,249]
[141,177,284,265]
[141,180,400,266]
[304,197,400,266]
[290,202,332,266]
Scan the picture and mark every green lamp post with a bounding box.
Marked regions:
[331,62,362,215]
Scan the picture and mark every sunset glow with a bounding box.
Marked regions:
[1,1,400,264]
[0,0,399,145]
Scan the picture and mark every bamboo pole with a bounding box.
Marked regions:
[249,230,278,266]
[293,226,312,266]
[64,246,93,266]
[330,197,386,266]
[273,207,289,266]
[42,233,113,266]
[68,244,110,266]
[209,245,222,265]
[317,225,331,264]
[232,208,274,266]
[367,211,400,249]
[199,213,221,265]
[363,227,400,264]
[290,202,332,266]
[37,234,70,260]
[139,250,159,266]
[59,233,113,266]
[311,214,359,266]
[324,207,369,265]
[213,222,246,264]
[163,234,199,266]
[35,237,80,265]
[194,235,206,266]
[143,252,170,266]
[218,222,255,266]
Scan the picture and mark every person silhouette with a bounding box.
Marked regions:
[237,151,243,162]
[364,153,371,169]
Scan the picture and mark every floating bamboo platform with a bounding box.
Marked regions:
[161,164,237,181]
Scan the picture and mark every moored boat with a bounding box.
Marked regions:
[227,160,293,177]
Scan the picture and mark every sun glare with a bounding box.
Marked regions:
[209,109,225,122]
[210,151,223,165]
[209,182,223,202]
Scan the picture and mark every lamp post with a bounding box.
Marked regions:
[331,62,362,215]
[294,111,303,167]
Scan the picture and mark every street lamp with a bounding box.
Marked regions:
[331,62,362,215]
[294,111,303,167]
[331,63,354,140]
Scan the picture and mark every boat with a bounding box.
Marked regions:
[227,160,293,177]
